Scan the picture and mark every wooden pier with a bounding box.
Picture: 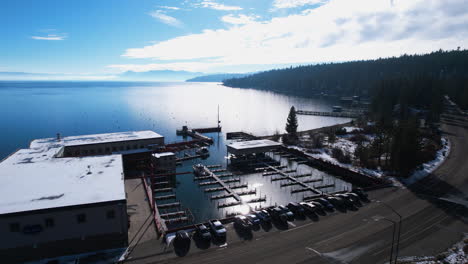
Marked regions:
[176,154,203,162]
[155,194,176,201]
[194,164,265,209]
[226,131,257,140]
[157,202,180,209]
[154,187,173,193]
[262,164,322,194]
[296,110,360,118]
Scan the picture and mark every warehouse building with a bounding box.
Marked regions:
[0,130,167,263]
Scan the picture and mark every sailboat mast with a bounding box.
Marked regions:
[217,104,220,128]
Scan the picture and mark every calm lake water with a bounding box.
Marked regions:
[0,81,351,223]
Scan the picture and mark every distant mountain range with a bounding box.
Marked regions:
[186,73,251,82]
[0,70,250,82]
[119,70,204,82]
[0,72,55,79]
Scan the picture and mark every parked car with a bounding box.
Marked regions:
[310,201,324,211]
[314,198,335,211]
[267,207,288,223]
[254,210,271,224]
[233,215,252,231]
[334,194,356,209]
[174,230,191,251]
[353,188,369,201]
[326,196,345,209]
[194,224,211,242]
[299,202,317,214]
[344,193,362,206]
[278,205,295,221]
[246,214,261,227]
[208,219,227,239]
[287,202,306,217]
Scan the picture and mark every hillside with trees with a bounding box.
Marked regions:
[249,49,468,176]
[223,49,468,111]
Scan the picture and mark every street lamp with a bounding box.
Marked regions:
[376,200,402,264]
[373,215,397,264]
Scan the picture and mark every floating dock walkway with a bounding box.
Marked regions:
[262,164,322,195]
[193,164,266,209]
[296,110,361,118]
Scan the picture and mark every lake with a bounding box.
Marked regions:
[0,81,351,223]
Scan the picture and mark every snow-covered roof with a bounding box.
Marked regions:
[227,140,281,155]
[31,130,163,148]
[153,152,175,158]
[0,141,126,215]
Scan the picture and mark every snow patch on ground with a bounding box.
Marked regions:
[294,134,450,183]
[25,248,126,264]
[398,233,467,264]
[402,137,451,185]
[291,144,385,179]
[343,126,363,133]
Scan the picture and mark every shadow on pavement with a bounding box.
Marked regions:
[192,235,211,250]
[261,222,273,232]
[234,228,254,240]
[307,212,319,222]
[173,245,190,257]
[272,219,289,230]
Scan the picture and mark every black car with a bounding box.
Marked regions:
[267,207,288,223]
[353,188,369,201]
[344,193,362,206]
[255,210,271,223]
[208,219,227,239]
[326,196,345,209]
[314,198,335,211]
[194,224,211,242]
[335,194,356,209]
[174,230,191,251]
[246,214,261,227]
[287,202,306,217]
[299,202,317,214]
[234,215,252,231]
[278,205,295,221]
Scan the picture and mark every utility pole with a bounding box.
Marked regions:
[381,218,397,264]
[378,200,402,264]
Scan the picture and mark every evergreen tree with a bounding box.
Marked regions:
[285,106,298,136]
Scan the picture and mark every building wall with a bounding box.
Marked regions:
[63,138,164,157]
[0,201,128,263]
[153,153,176,174]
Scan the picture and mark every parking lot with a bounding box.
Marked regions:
[124,188,374,264]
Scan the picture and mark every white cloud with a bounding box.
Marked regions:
[149,10,183,27]
[199,0,242,11]
[107,62,221,73]
[31,34,66,40]
[158,6,180,10]
[221,14,259,25]
[273,0,327,9]
[117,0,468,72]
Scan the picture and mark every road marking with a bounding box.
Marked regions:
[371,212,448,256]
[288,221,296,227]
[281,221,315,233]
[306,247,322,256]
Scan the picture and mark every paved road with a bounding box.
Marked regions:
[126,114,468,264]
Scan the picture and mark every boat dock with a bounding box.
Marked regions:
[296,110,361,118]
[176,153,203,162]
[262,164,322,195]
[193,164,266,209]
[226,131,258,140]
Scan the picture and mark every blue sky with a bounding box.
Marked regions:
[1,0,467,79]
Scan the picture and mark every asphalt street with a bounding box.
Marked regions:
[125,113,468,264]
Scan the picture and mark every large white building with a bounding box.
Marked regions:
[0,130,165,263]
